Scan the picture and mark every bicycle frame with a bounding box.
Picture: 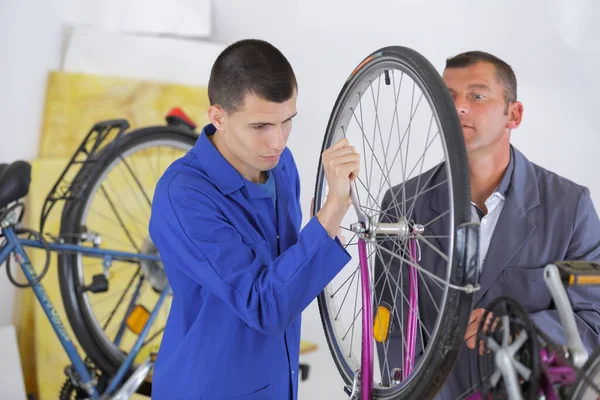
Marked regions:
[353,229,421,400]
[357,238,419,400]
[358,238,373,400]
[0,224,167,399]
[465,262,596,400]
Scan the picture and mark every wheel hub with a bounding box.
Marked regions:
[350,216,424,240]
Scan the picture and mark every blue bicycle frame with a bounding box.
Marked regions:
[0,225,168,399]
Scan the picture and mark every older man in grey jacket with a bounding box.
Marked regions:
[376,50,600,399]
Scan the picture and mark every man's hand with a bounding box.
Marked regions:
[315,138,360,239]
[321,138,360,205]
[465,308,494,355]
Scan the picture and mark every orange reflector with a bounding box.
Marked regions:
[374,304,391,343]
[126,305,150,335]
[569,275,600,285]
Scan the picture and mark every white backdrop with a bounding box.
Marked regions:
[1,0,599,398]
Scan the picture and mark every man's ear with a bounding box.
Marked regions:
[506,101,523,130]
[208,105,227,131]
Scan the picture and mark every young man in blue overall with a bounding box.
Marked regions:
[149,39,359,399]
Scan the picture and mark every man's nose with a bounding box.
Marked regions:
[454,96,469,115]
[267,126,285,151]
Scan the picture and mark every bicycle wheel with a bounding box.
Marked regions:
[315,46,477,399]
[58,126,197,380]
[477,297,539,400]
[571,347,600,400]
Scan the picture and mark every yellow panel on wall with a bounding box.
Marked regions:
[38,71,210,158]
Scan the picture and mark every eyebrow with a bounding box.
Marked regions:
[249,112,298,126]
[448,84,492,95]
[467,83,492,91]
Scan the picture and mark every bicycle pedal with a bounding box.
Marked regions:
[552,261,600,285]
[84,274,109,293]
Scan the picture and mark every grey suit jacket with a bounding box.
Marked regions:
[376,145,600,399]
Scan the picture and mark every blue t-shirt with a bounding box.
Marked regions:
[257,170,277,206]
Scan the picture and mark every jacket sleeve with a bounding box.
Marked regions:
[150,182,351,335]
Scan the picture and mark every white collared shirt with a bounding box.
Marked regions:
[469,146,515,269]
[471,191,506,269]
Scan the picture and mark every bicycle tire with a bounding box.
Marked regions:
[315,46,475,399]
[58,126,198,379]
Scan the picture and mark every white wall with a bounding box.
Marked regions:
[1,0,599,399]
[0,0,67,326]
[0,325,27,399]
[0,1,66,162]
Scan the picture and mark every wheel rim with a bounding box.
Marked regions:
[316,53,463,397]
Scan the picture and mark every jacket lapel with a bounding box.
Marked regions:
[472,193,535,304]
[426,147,540,305]
[425,164,451,258]
[472,147,539,305]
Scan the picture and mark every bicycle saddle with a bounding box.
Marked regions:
[0,160,31,209]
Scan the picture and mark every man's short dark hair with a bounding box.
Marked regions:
[445,51,517,107]
[208,39,298,113]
